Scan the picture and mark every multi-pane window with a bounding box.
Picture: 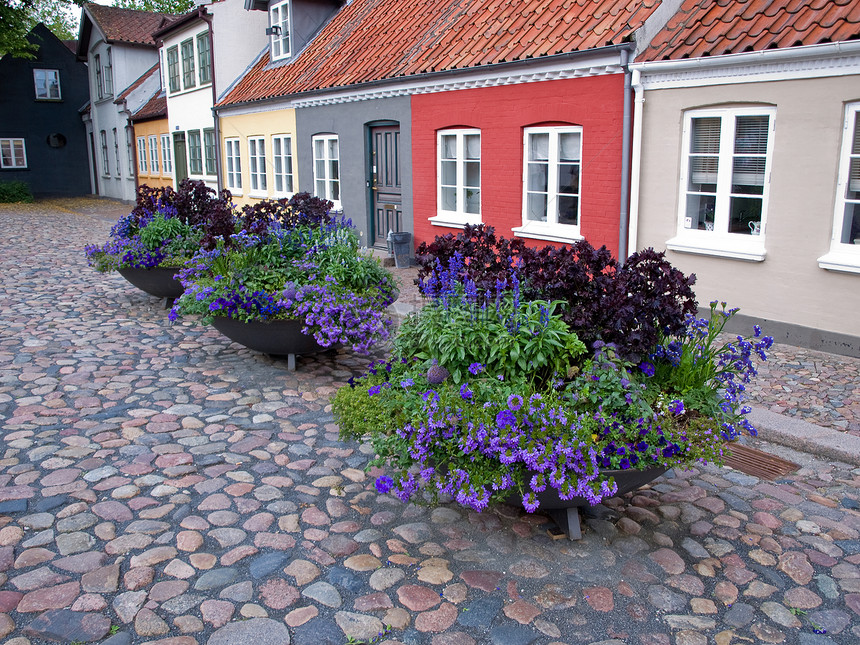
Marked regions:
[100,130,109,175]
[225,138,242,191]
[203,129,216,176]
[137,136,148,173]
[161,134,173,174]
[112,128,121,176]
[197,32,211,85]
[126,128,134,178]
[94,54,103,99]
[103,48,113,96]
[149,136,159,174]
[0,139,27,169]
[33,69,61,99]
[249,137,267,193]
[313,134,340,206]
[188,130,202,174]
[167,46,180,93]
[272,135,293,195]
[437,129,480,221]
[269,0,291,61]
[523,127,582,231]
[820,103,860,272]
[680,109,774,238]
[181,39,196,90]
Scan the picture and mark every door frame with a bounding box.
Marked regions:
[366,120,401,248]
[173,131,188,186]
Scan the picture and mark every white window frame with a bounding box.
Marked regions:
[113,128,121,177]
[269,0,291,61]
[666,107,775,262]
[167,46,180,94]
[100,130,109,176]
[248,136,267,196]
[33,69,61,100]
[126,127,135,181]
[432,128,481,228]
[197,31,211,85]
[161,134,173,175]
[225,138,242,194]
[0,138,27,169]
[272,134,294,197]
[137,136,148,174]
[181,38,196,90]
[312,133,340,210]
[149,136,159,175]
[103,48,113,97]
[819,102,860,274]
[203,128,216,176]
[188,129,203,175]
[514,126,584,244]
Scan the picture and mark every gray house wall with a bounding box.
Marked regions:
[295,95,413,244]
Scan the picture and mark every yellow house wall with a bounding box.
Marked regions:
[133,118,173,189]
[218,107,298,208]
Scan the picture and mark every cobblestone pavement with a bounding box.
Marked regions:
[0,198,859,645]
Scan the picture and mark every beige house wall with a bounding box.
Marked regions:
[218,108,298,208]
[133,118,173,190]
[636,75,860,339]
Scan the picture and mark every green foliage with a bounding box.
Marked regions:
[112,0,194,14]
[1,1,82,58]
[0,180,34,203]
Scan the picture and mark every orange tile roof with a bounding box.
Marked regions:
[219,0,661,107]
[132,91,168,121]
[84,2,176,47]
[643,0,860,61]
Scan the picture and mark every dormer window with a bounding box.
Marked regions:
[270,0,291,61]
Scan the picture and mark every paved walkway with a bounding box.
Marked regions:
[0,198,859,645]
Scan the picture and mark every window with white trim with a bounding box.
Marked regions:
[0,138,27,169]
[667,107,775,262]
[103,48,113,97]
[272,134,293,196]
[313,134,340,208]
[188,130,202,175]
[126,128,134,179]
[100,130,109,176]
[819,103,860,273]
[225,138,242,192]
[137,136,148,173]
[249,136,267,194]
[167,46,180,93]
[197,32,211,85]
[161,134,173,174]
[112,128,121,176]
[435,129,480,224]
[269,0,291,61]
[203,129,216,176]
[33,69,61,100]
[149,136,159,174]
[94,54,103,100]
[181,38,196,90]
[516,127,582,241]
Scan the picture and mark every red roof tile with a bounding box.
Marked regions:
[643,0,860,61]
[219,0,661,107]
[84,2,176,47]
[132,91,168,121]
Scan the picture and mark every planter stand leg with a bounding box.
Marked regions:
[548,507,582,540]
[287,353,296,371]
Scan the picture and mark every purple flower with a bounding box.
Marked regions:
[639,361,655,377]
[507,394,523,411]
[375,476,394,493]
[668,399,685,415]
[495,409,517,429]
[460,384,473,401]
[400,378,414,388]
[468,362,484,375]
[368,384,383,396]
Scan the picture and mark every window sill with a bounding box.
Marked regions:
[429,214,480,230]
[227,189,243,196]
[35,98,63,102]
[512,224,583,245]
[817,250,860,274]
[666,235,766,262]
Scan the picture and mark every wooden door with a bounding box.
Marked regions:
[173,132,188,185]
[370,125,402,248]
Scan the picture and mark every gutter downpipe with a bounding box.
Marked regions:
[618,46,633,265]
[627,67,644,259]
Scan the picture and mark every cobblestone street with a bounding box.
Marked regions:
[0,199,859,645]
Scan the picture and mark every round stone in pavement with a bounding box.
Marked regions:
[22,609,111,642]
[207,617,290,645]
[489,623,539,645]
[249,552,290,579]
[291,617,344,645]
[457,596,503,628]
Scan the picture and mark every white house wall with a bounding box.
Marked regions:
[210,1,268,99]
[635,75,860,342]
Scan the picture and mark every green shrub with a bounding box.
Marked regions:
[0,181,34,203]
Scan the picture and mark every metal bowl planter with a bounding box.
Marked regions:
[508,466,668,540]
[210,316,333,371]
[117,267,184,299]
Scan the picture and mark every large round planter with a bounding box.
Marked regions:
[118,267,184,299]
[508,466,668,540]
[211,317,331,370]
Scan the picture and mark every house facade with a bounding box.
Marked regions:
[0,23,90,197]
[77,3,171,201]
[630,0,860,354]
[131,88,173,190]
[218,0,672,252]
[153,0,268,191]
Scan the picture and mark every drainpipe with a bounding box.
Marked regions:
[617,46,633,265]
[627,67,644,259]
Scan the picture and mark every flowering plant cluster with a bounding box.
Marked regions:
[85,180,232,272]
[335,239,773,514]
[169,197,397,354]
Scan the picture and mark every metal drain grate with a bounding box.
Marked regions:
[723,442,799,480]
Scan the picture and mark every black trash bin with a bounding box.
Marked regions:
[389,231,412,268]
